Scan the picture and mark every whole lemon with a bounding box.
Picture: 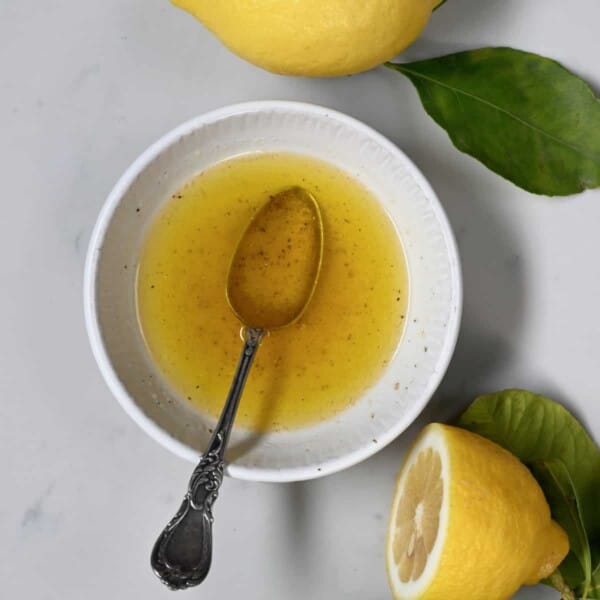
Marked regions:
[172,0,442,76]
[387,424,569,599]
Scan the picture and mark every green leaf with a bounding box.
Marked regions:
[573,559,600,599]
[534,459,592,597]
[586,563,600,598]
[457,390,600,539]
[562,553,600,598]
[457,390,600,596]
[387,47,600,196]
[556,549,591,594]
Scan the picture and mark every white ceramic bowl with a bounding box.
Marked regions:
[84,101,462,482]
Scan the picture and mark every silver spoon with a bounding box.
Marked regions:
[151,186,324,589]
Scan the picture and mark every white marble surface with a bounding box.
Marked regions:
[1,1,599,598]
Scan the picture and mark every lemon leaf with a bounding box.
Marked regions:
[557,553,593,597]
[534,459,592,598]
[457,389,600,597]
[387,48,600,195]
[576,559,600,599]
[585,562,600,598]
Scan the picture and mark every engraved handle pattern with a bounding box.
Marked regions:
[151,328,264,590]
[150,434,225,590]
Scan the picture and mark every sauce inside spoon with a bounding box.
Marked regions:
[227,186,323,330]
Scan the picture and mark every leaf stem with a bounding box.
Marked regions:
[549,571,576,600]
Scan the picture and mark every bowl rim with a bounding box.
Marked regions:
[83,100,462,483]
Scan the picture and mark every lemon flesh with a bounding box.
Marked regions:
[387,424,569,600]
[172,0,440,76]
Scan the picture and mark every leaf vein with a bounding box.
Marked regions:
[397,65,600,163]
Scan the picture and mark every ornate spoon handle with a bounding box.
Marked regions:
[151,327,265,590]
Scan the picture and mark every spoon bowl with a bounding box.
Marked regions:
[227,186,323,330]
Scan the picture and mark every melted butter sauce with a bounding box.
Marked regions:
[137,152,408,432]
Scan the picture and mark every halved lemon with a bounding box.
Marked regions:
[386,424,569,600]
